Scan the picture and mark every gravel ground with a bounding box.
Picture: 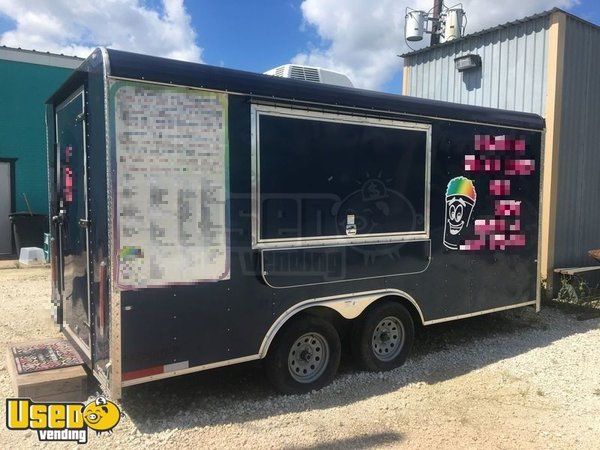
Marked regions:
[1,267,599,449]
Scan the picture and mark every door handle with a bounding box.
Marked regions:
[52,209,66,225]
[78,218,91,228]
[345,214,357,236]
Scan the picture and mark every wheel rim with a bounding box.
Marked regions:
[371,316,405,362]
[288,332,329,383]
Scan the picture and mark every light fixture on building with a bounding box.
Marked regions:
[454,54,481,71]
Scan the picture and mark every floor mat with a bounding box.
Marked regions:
[11,340,84,374]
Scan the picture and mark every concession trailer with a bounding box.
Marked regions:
[47,48,544,398]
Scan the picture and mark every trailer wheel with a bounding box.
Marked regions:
[352,302,414,371]
[264,316,341,394]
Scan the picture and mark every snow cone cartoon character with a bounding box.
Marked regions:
[443,177,477,250]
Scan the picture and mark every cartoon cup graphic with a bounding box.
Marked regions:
[443,177,477,250]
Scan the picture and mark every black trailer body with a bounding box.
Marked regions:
[47,48,544,398]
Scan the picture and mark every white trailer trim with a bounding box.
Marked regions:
[120,291,535,387]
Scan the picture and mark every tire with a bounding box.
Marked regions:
[351,301,414,372]
[264,316,341,394]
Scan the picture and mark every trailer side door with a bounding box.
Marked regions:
[55,87,91,357]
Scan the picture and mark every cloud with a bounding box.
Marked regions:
[293,0,577,90]
[0,0,202,62]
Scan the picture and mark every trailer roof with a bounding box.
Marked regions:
[53,48,545,131]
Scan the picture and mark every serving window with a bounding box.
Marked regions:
[252,105,431,249]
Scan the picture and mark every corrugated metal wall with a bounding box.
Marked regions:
[553,16,600,268]
[405,15,550,115]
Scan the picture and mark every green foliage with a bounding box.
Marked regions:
[557,274,600,308]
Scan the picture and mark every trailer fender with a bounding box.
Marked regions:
[258,288,424,358]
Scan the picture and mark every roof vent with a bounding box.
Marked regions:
[274,66,285,77]
[264,64,353,88]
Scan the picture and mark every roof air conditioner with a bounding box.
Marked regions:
[264,64,353,88]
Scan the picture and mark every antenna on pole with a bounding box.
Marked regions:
[404,2,467,50]
[431,0,443,45]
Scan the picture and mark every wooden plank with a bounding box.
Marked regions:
[35,390,87,403]
[554,266,600,275]
[6,341,88,402]
[540,10,567,294]
[402,63,411,95]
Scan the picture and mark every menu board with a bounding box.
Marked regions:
[111,81,229,289]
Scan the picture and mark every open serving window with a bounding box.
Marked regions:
[251,105,431,249]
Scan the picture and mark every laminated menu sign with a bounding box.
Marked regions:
[111,81,229,289]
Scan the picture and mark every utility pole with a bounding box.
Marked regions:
[430,0,443,45]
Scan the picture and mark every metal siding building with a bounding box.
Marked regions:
[404,13,551,115]
[555,15,600,270]
[0,47,82,255]
[402,9,600,293]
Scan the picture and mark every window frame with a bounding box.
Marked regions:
[251,103,432,250]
